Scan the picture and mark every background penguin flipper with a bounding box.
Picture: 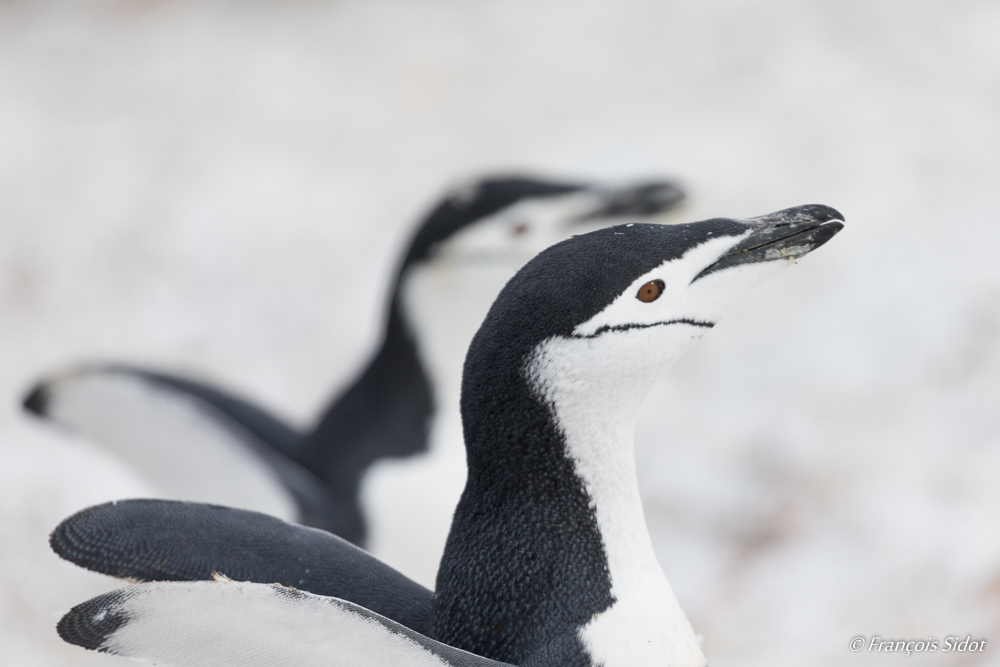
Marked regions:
[104,365,303,458]
[25,363,301,455]
[23,365,366,539]
[58,580,513,667]
[50,499,433,634]
[23,365,302,518]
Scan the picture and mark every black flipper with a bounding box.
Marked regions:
[50,499,433,634]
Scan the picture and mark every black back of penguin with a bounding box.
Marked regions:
[433,220,751,666]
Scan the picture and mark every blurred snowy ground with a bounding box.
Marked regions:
[1,1,999,665]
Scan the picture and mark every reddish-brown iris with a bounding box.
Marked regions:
[636,279,664,303]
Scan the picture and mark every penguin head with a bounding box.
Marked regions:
[465,205,844,419]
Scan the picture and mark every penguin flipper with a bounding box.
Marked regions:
[26,363,302,454]
[51,499,433,634]
[58,580,513,667]
[23,365,363,537]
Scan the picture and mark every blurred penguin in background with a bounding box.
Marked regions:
[25,174,688,586]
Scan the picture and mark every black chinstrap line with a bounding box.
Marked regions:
[576,318,715,338]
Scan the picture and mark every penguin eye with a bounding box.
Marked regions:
[636,279,664,303]
[511,222,529,236]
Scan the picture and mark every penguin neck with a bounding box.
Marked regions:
[439,330,704,666]
[526,335,666,597]
[435,334,617,664]
[524,333,706,667]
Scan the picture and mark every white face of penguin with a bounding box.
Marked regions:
[527,214,839,422]
[528,229,809,417]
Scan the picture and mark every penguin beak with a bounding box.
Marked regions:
[576,181,686,222]
[694,205,844,281]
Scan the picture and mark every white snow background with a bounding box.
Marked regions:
[2,1,999,666]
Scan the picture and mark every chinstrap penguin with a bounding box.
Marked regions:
[51,204,843,667]
[23,175,685,586]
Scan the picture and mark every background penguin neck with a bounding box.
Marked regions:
[302,294,434,530]
[400,258,516,440]
[351,260,483,586]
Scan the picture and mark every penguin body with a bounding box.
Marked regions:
[25,176,686,583]
[51,205,843,667]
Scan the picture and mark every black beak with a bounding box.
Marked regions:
[694,205,844,282]
[576,180,686,222]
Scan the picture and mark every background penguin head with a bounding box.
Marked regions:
[396,175,688,391]
[463,204,844,437]
[400,176,686,271]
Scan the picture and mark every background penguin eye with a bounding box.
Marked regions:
[636,279,665,303]
[511,221,529,236]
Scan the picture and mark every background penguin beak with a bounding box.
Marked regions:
[576,180,687,222]
[694,205,845,281]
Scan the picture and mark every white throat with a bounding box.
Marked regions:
[527,328,708,667]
